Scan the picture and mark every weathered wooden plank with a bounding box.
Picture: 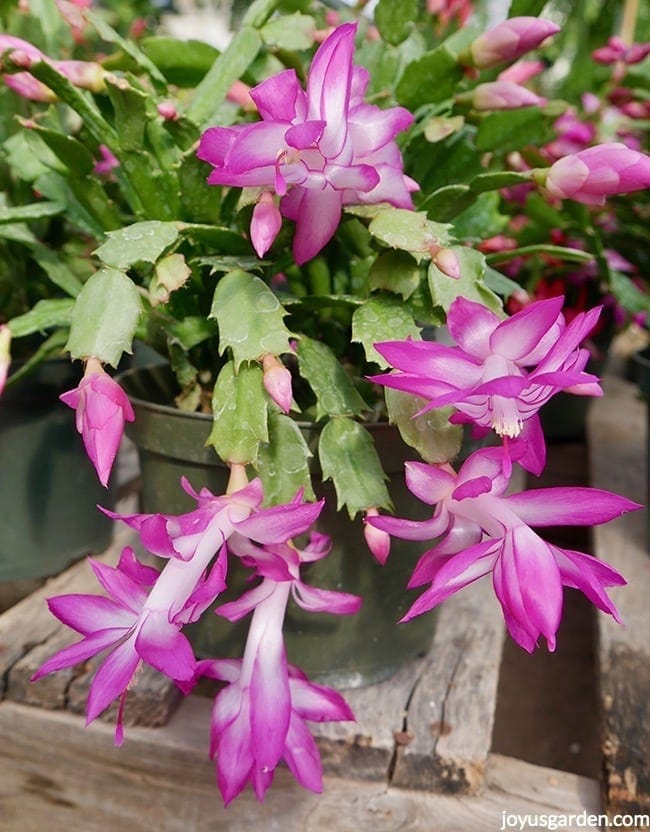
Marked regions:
[391,576,505,794]
[588,373,650,818]
[0,699,601,832]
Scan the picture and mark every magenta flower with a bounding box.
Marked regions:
[471,80,545,110]
[60,359,135,487]
[368,448,639,652]
[463,17,560,69]
[372,296,602,474]
[197,22,416,265]
[31,545,203,744]
[198,496,360,804]
[543,143,650,205]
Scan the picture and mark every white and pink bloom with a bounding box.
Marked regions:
[60,358,135,487]
[542,142,650,205]
[197,22,417,265]
[199,502,360,804]
[368,447,639,652]
[462,17,560,70]
[372,295,602,474]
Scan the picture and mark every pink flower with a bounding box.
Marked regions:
[201,498,359,804]
[368,448,639,652]
[472,81,545,110]
[372,296,603,475]
[464,17,560,70]
[543,142,650,205]
[60,359,135,487]
[197,23,416,265]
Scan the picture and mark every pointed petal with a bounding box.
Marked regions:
[283,714,323,793]
[233,499,324,544]
[553,546,625,622]
[402,539,500,621]
[290,677,355,722]
[404,460,456,504]
[489,296,564,361]
[250,68,305,122]
[447,297,501,357]
[47,593,135,634]
[505,487,641,526]
[31,628,126,680]
[250,616,291,770]
[85,638,141,724]
[292,582,362,615]
[292,186,342,265]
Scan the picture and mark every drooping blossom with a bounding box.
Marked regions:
[0,325,11,397]
[471,80,545,111]
[541,143,650,205]
[60,358,135,487]
[461,17,560,70]
[372,295,602,474]
[367,447,639,652]
[181,495,360,804]
[0,35,104,101]
[197,22,417,265]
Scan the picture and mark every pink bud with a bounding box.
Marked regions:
[543,142,650,206]
[54,59,105,92]
[465,17,560,70]
[60,358,135,487]
[0,325,12,397]
[250,192,282,258]
[497,60,545,84]
[434,247,461,279]
[364,509,391,565]
[157,101,179,121]
[472,81,545,110]
[226,80,256,112]
[262,354,293,414]
[4,72,55,102]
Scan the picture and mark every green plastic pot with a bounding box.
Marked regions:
[0,359,115,582]
[119,364,437,688]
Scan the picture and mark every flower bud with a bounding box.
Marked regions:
[497,60,545,84]
[0,325,12,397]
[60,358,135,487]
[433,247,461,279]
[251,191,282,258]
[462,17,560,70]
[472,81,545,110]
[541,142,650,206]
[364,508,391,564]
[262,354,293,414]
[157,101,179,121]
[93,144,120,176]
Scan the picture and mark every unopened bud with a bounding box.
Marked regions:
[434,248,461,279]
[364,508,391,565]
[251,191,282,258]
[262,354,293,414]
[157,101,179,121]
